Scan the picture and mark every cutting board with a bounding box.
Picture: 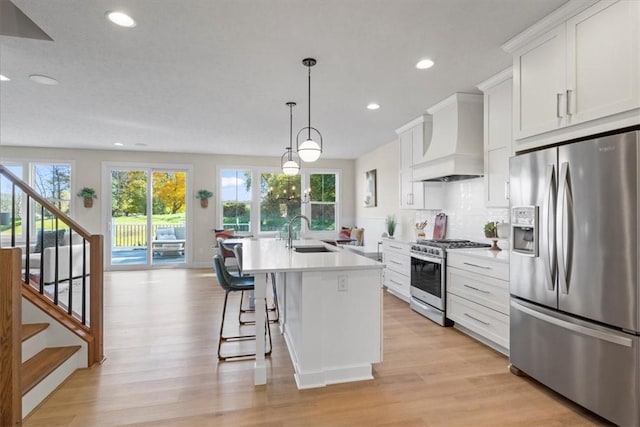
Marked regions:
[433,214,447,240]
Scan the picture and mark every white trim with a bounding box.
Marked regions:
[426,92,483,115]
[501,0,599,54]
[476,67,513,92]
[395,115,427,135]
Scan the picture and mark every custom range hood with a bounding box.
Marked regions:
[412,93,484,182]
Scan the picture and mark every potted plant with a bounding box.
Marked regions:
[196,189,213,208]
[385,214,397,238]
[77,187,97,208]
[484,221,497,238]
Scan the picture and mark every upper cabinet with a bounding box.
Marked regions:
[477,68,513,208]
[504,0,640,150]
[396,116,443,210]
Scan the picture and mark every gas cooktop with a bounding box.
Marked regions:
[411,239,491,257]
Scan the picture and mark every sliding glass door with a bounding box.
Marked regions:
[107,166,187,269]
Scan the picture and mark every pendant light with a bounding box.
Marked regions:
[296,58,323,162]
[281,102,300,176]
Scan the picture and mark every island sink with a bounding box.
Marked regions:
[293,246,332,253]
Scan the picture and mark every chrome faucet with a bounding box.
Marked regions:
[287,214,310,248]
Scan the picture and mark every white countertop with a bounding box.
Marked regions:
[242,238,385,274]
[446,247,510,264]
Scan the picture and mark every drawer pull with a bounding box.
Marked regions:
[389,279,403,286]
[463,262,491,270]
[464,313,490,326]
[390,260,403,265]
[389,245,403,250]
[464,284,491,294]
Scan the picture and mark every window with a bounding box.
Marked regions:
[260,173,301,233]
[220,169,251,232]
[307,173,337,231]
[32,163,72,214]
[218,167,340,236]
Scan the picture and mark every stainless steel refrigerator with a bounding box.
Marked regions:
[509,129,639,426]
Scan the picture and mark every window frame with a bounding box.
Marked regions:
[217,166,341,238]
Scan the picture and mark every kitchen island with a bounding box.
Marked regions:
[241,238,385,389]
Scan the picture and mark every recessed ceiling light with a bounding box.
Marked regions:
[106,11,136,28]
[416,59,435,70]
[0,74,9,81]
[29,74,59,85]
[366,103,380,110]
[114,142,124,147]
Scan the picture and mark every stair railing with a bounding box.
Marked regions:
[0,165,104,368]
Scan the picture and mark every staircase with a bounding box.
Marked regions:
[21,323,82,417]
[0,165,104,425]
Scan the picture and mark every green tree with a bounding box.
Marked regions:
[260,173,301,232]
[111,171,147,217]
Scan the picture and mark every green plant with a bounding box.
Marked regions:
[385,214,397,236]
[77,187,97,199]
[484,221,497,237]
[196,189,213,199]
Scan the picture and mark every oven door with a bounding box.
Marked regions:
[410,254,445,310]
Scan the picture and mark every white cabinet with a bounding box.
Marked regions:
[505,0,640,148]
[477,68,513,208]
[382,239,410,302]
[396,116,444,210]
[446,251,509,355]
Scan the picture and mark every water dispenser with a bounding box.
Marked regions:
[511,206,538,257]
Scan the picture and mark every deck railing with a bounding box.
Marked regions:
[0,164,104,368]
[112,223,185,247]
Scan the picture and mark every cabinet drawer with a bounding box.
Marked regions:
[384,269,410,300]
[448,267,509,315]
[384,250,410,276]
[447,293,509,350]
[447,253,508,281]
[383,240,410,256]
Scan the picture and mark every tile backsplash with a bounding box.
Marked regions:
[403,177,509,242]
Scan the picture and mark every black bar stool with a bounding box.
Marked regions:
[213,254,272,361]
[233,244,279,324]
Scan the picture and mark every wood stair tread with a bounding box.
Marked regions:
[21,346,81,395]
[22,323,50,342]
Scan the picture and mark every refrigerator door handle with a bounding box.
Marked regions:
[557,162,571,295]
[511,300,633,347]
[542,164,556,291]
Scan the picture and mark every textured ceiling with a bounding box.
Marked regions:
[0,0,567,159]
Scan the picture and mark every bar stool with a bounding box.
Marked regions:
[233,244,279,324]
[213,254,272,361]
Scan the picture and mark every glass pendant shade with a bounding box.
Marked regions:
[282,158,300,175]
[298,138,321,162]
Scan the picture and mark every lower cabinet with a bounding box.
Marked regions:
[446,252,509,355]
[382,239,410,302]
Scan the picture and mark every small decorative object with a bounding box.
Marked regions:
[77,187,97,208]
[385,214,397,238]
[484,221,501,251]
[415,221,427,238]
[196,189,213,208]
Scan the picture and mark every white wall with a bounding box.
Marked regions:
[0,146,356,266]
[355,140,509,243]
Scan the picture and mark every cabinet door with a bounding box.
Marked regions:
[399,130,413,170]
[484,78,512,207]
[411,124,424,165]
[566,0,640,125]
[514,24,566,140]
[399,169,413,209]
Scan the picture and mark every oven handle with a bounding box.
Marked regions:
[410,254,443,264]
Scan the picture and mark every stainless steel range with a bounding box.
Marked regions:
[409,239,490,326]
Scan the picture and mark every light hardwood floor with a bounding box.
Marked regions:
[24,268,607,426]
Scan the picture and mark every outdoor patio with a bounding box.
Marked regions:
[111,247,185,265]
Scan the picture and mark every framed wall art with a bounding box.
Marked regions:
[364,169,377,207]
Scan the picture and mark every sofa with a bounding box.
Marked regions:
[21,229,91,285]
[152,226,185,256]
